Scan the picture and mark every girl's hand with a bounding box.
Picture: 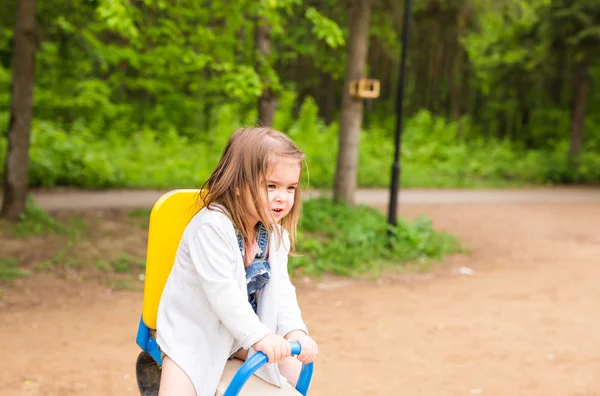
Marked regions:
[284,331,318,364]
[252,334,292,364]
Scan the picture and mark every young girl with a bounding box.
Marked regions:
[156,127,318,396]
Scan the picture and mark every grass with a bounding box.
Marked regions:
[290,198,462,277]
[122,197,463,278]
[0,198,148,288]
[106,276,141,291]
[0,257,32,282]
[0,194,462,290]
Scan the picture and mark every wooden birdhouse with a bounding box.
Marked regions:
[349,78,380,99]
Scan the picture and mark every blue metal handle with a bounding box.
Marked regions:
[223,341,314,396]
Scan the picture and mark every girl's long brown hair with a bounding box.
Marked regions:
[199,127,305,255]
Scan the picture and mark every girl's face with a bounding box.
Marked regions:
[266,157,300,223]
[244,157,300,226]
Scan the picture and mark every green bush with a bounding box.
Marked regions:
[290,198,461,276]
[1,95,599,189]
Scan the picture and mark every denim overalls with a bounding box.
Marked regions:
[235,223,271,313]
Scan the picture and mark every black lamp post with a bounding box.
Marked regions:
[387,0,413,229]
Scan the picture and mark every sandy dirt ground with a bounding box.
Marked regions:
[1,189,600,396]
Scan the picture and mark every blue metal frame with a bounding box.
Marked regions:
[136,317,163,366]
[223,341,314,396]
[136,316,314,395]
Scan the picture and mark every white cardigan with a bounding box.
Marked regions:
[156,206,308,396]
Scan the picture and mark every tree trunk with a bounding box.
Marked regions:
[450,45,463,135]
[451,7,467,125]
[551,46,566,106]
[462,63,472,119]
[324,74,336,124]
[568,59,590,167]
[1,0,37,222]
[412,26,428,112]
[519,91,532,147]
[255,19,277,127]
[369,36,381,114]
[380,49,391,102]
[429,24,444,113]
[333,0,371,204]
[497,109,507,139]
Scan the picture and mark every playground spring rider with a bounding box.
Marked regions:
[134,189,315,395]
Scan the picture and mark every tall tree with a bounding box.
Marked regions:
[334,0,372,204]
[568,56,591,166]
[256,17,277,126]
[1,0,37,221]
[538,0,600,166]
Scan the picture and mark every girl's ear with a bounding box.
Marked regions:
[235,188,240,196]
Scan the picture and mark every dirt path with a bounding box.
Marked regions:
[1,189,600,395]
[24,186,600,210]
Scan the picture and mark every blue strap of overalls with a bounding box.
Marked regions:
[236,223,271,313]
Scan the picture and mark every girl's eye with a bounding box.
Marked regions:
[287,186,296,191]
[268,184,276,189]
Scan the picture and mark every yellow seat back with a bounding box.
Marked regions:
[142,189,205,330]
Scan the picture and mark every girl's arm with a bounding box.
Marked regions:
[275,233,308,338]
[276,239,319,364]
[189,223,271,350]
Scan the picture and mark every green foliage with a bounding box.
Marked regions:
[12,196,68,237]
[95,0,140,39]
[2,0,600,193]
[0,0,348,141]
[2,100,599,189]
[25,118,221,188]
[95,259,111,272]
[305,7,345,48]
[111,253,135,273]
[106,277,139,291]
[464,0,546,93]
[289,198,461,276]
[283,95,339,187]
[0,257,32,282]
